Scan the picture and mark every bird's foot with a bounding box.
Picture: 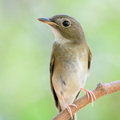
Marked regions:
[65,103,77,118]
[61,96,77,118]
[80,88,96,106]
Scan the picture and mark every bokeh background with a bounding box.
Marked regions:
[0,0,120,120]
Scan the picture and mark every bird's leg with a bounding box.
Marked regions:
[80,88,96,106]
[61,96,77,118]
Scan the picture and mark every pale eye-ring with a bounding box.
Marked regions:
[62,20,71,27]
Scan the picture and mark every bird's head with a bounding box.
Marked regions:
[38,15,85,43]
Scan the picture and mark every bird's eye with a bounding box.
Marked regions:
[62,21,70,27]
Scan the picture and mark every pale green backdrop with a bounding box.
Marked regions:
[0,0,120,120]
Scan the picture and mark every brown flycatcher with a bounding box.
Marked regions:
[38,15,95,120]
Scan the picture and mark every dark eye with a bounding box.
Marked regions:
[62,21,70,27]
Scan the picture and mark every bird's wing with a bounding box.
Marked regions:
[88,47,92,70]
[50,53,61,111]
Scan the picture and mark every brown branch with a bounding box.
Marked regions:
[53,80,120,120]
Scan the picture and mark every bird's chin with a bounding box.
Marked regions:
[49,26,61,38]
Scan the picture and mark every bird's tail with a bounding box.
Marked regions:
[68,113,77,120]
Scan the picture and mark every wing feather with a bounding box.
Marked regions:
[50,53,61,111]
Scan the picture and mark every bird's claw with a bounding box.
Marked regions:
[81,88,96,106]
[65,103,77,118]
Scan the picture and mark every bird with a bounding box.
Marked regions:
[38,15,96,120]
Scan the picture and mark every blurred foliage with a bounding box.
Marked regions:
[0,0,120,120]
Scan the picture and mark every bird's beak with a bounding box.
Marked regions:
[38,18,59,26]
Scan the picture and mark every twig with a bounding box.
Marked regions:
[53,80,120,120]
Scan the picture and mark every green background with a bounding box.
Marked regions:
[0,0,120,120]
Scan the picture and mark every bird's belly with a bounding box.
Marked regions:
[52,60,87,109]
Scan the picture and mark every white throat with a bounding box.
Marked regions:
[49,26,70,44]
